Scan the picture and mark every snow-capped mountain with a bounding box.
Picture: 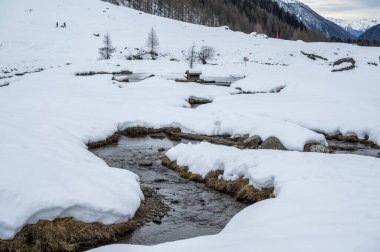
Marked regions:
[328,18,379,38]
[274,0,354,40]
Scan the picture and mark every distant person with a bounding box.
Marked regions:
[56,22,58,28]
[63,22,66,28]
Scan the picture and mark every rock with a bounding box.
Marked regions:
[332,57,356,72]
[171,199,179,204]
[188,96,212,106]
[154,178,168,183]
[152,218,162,224]
[138,160,153,167]
[304,143,330,153]
[259,137,286,150]
[150,133,166,139]
[243,135,262,149]
[301,51,328,61]
[141,186,154,197]
[158,147,166,152]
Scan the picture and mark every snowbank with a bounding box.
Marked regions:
[92,142,380,252]
[1,0,380,245]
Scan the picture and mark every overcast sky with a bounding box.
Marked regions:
[301,0,380,20]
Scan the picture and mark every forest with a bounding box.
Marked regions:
[104,0,325,41]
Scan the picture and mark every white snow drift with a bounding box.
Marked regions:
[92,142,380,252]
[0,0,380,251]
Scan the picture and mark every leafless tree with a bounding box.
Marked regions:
[198,46,215,64]
[243,56,249,67]
[99,33,116,60]
[186,44,198,69]
[146,27,159,59]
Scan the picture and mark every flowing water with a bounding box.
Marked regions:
[328,140,380,158]
[91,136,247,245]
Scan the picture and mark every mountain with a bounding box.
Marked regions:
[104,0,325,41]
[273,0,354,40]
[328,18,379,38]
[359,24,380,41]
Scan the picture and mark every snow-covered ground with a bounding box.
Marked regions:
[91,142,380,252]
[1,0,380,250]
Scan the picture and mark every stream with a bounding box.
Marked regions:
[91,133,379,246]
[91,136,247,245]
[328,139,380,158]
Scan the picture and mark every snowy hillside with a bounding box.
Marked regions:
[360,24,380,41]
[274,0,354,39]
[328,18,380,38]
[1,0,380,251]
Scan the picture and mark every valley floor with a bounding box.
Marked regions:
[0,0,380,251]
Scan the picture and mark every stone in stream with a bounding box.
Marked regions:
[139,160,153,167]
[304,143,330,153]
[150,133,166,139]
[154,178,169,183]
[141,187,154,197]
[243,135,262,149]
[153,217,162,224]
[259,137,286,150]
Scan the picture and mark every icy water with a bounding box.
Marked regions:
[203,75,245,86]
[91,136,247,245]
[114,73,153,82]
[328,140,380,158]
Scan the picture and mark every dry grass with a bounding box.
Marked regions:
[0,190,169,252]
[87,132,121,149]
[0,218,137,252]
[162,156,274,204]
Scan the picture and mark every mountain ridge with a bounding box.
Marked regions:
[359,24,380,41]
[273,0,354,40]
[328,18,379,38]
[104,0,325,41]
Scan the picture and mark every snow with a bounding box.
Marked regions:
[187,69,202,75]
[91,142,380,252]
[1,0,380,249]
[328,17,379,34]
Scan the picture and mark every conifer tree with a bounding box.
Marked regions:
[99,33,116,60]
[146,27,159,59]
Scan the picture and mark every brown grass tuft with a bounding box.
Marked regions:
[0,218,137,252]
[162,156,274,204]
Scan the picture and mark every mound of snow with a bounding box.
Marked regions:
[92,141,380,252]
[1,0,380,245]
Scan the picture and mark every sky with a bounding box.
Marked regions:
[301,0,380,20]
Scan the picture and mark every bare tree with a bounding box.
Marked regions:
[198,46,215,64]
[186,44,198,69]
[243,56,249,67]
[99,33,116,60]
[146,27,159,59]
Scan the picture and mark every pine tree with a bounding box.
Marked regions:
[99,33,116,60]
[146,27,159,59]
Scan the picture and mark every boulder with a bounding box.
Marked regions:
[304,143,330,153]
[243,135,262,149]
[259,137,286,150]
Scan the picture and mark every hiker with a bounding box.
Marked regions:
[56,22,58,28]
[63,22,66,28]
